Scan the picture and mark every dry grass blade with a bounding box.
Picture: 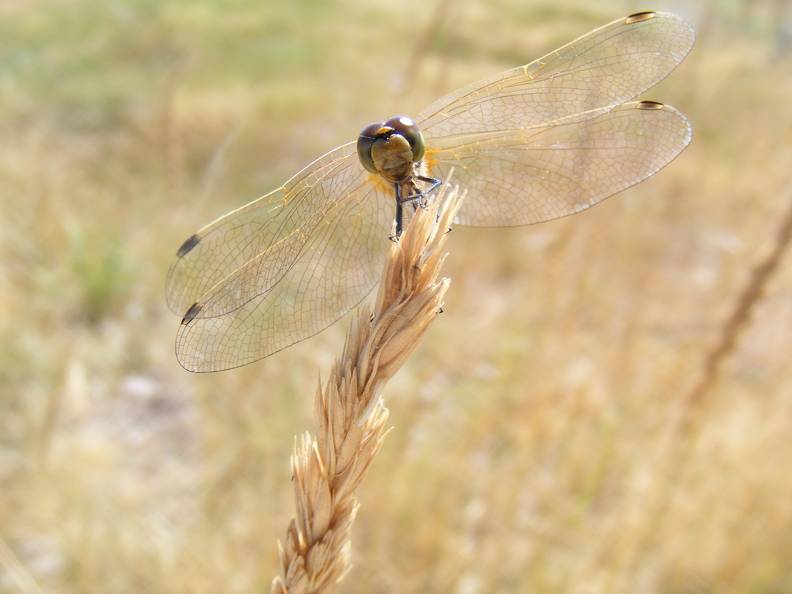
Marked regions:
[605,193,792,587]
[678,193,792,433]
[271,185,463,594]
[0,537,45,594]
[398,0,456,93]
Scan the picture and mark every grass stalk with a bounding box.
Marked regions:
[677,193,792,434]
[607,193,792,588]
[270,186,463,594]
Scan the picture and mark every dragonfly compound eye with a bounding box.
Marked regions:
[384,116,425,162]
[357,122,387,173]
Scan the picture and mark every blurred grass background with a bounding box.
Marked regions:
[2,0,792,592]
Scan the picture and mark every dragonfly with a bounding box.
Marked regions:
[166,11,694,372]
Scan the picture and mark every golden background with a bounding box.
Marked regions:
[2,0,791,592]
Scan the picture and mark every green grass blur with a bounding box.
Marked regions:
[2,0,792,592]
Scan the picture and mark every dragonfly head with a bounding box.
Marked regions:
[357,116,425,182]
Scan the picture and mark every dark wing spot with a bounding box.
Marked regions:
[625,11,656,25]
[181,302,203,325]
[636,100,665,110]
[176,233,201,258]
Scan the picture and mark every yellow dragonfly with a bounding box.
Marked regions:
[167,11,694,372]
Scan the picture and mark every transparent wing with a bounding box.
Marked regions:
[175,179,395,372]
[418,11,694,137]
[424,101,691,226]
[165,141,367,319]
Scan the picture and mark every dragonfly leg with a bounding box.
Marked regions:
[397,189,423,206]
[391,183,404,241]
[412,189,427,211]
[413,175,447,227]
[415,175,442,196]
[392,176,443,239]
[418,176,442,210]
[399,175,442,210]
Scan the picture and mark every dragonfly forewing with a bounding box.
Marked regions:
[175,178,395,372]
[165,142,364,319]
[418,12,694,138]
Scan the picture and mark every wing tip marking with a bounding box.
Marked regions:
[176,233,201,258]
[625,11,656,25]
[181,302,203,325]
[636,100,665,110]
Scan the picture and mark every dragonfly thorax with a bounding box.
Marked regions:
[371,133,413,182]
[357,116,425,183]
